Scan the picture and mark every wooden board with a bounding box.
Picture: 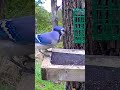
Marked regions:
[51,49,120,68]
[41,49,85,82]
[41,49,120,82]
[86,55,120,68]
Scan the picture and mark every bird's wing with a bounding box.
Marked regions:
[35,33,52,45]
[0,16,34,56]
[0,16,34,44]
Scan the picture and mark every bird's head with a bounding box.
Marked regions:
[52,26,65,36]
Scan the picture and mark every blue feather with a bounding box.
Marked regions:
[0,16,35,44]
[35,34,52,45]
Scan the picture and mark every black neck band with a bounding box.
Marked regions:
[54,30,62,42]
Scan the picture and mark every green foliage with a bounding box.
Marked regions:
[5,0,34,19]
[56,42,63,48]
[35,6,52,34]
[35,5,63,34]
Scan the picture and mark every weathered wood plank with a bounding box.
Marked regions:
[86,55,120,68]
[41,52,85,82]
[52,48,85,54]
[41,48,120,82]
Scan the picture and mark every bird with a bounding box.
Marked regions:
[35,26,65,56]
[0,16,35,74]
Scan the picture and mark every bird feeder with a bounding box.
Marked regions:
[41,49,85,82]
[72,8,85,44]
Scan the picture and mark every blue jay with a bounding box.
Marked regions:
[35,26,65,56]
[0,16,35,73]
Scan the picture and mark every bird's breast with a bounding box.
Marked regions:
[51,40,58,45]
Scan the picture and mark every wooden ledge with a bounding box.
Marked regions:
[41,49,85,82]
[86,55,120,68]
[41,57,85,82]
[52,48,85,55]
[41,48,120,82]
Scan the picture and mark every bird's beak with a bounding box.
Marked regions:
[62,30,65,35]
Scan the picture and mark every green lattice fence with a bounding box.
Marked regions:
[73,8,85,44]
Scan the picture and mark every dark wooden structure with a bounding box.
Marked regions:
[85,0,120,89]
[86,0,120,55]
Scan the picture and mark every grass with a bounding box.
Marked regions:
[35,61,64,90]
[35,41,64,90]
[55,42,63,48]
